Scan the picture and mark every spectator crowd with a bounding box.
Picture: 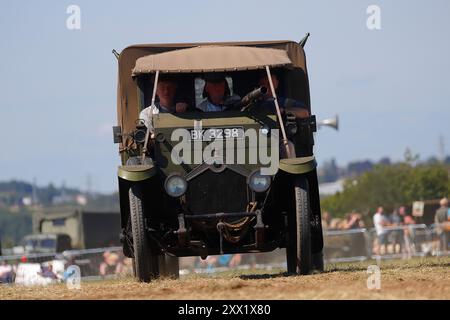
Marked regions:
[322,197,450,257]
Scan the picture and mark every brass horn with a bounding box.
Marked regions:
[318,115,339,131]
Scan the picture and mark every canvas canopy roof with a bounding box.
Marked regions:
[132,45,293,75]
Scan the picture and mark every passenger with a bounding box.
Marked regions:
[257,71,310,119]
[257,71,310,158]
[140,76,188,129]
[197,73,240,112]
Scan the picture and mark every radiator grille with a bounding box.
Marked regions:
[186,169,248,215]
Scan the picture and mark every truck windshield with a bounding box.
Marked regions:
[24,238,56,251]
[40,238,56,249]
[24,239,38,248]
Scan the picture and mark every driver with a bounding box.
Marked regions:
[197,73,240,112]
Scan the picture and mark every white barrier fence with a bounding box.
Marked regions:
[0,246,131,285]
[0,224,448,285]
[323,228,370,263]
[324,223,449,263]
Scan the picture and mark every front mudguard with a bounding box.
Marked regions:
[118,164,157,257]
[118,164,156,182]
[278,156,317,175]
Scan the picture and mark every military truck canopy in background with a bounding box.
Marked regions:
[32,209,121,250]
[21,233,72,254]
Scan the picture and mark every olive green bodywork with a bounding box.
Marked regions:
[152,112,279,177]
[118,164,156,182]
[279,156,317,174]
[114,40,324,273]
[118,112,317,182]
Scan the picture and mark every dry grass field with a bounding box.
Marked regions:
[1,256,449,300]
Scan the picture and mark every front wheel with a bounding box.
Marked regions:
[129,184,159,282]
[286,176,312,275]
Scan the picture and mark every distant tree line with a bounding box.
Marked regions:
[0,180,118,209]
[320,162,450,219]
[318,155,450,183]
[0,209,32,246]
[0,180,80,207]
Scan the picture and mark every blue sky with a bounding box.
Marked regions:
[0,0,449,192]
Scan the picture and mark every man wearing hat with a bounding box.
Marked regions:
[258,71,310,119]
[139,76,188,130]
[197,73,240,112]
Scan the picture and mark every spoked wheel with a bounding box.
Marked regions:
[129,184,159,282]
[286,176,312,275]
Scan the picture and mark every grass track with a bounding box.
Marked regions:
[1,257,449,300]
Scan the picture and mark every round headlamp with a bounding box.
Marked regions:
[164,174,187,197]
[134,129,147,144]
[248,170,271,193]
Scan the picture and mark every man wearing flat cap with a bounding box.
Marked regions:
[197,73,240,112]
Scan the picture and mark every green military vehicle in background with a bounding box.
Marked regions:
[11,209,121,254]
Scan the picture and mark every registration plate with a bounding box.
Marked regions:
[189,127,244,141]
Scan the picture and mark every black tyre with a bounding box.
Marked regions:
[129,184,159,282]
[286,176,312,275]
[131,258,136,277]
[312,251,324,272]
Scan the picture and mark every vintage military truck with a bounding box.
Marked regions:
[113,38,324,282]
